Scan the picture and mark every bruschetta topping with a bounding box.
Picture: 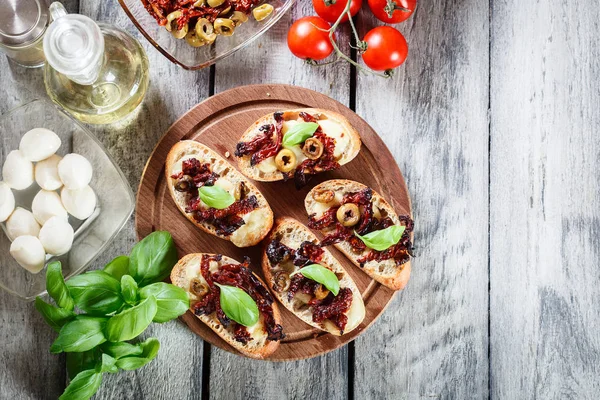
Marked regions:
[235,111,342,188]
[266,240,353,333]
[171,157,259,236]
[192,254,285,343]
[308,187,414,268]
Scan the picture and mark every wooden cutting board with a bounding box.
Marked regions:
[135,84,412,361]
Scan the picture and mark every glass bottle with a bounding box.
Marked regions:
[0,0,49,68]
[43,2,150,124]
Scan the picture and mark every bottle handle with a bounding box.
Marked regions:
[49,2,68,21]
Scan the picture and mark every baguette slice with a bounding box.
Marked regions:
[262,217,365,336]
[165,140,273,247]
[305,179,411,290]
[171,253,282,359]
[236,108,361,182]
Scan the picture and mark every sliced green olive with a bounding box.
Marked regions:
[195,18,217,43]
[214,18,235,36]
[192,0,205,6]
[207,0,225,7]
[230,11,248,25]
[252,4,274,22]
[185,30,206,47]
[302,137,324,160]
[275,149,296,173]
[336,203,360,227]
[166,10,183,32]
[218,5,232,16]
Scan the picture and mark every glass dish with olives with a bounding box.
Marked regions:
[119,0,294,69]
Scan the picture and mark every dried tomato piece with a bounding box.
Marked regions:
[235,125,273,158]
[308,207,339,230]
[299,112,318,122]
[294,132,340,189]
[193,195,259,236]
[234,324,253,344]
[293,241,324,266]
[312,288,353,325]
[266,240,294,264]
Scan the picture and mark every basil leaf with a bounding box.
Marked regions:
[105,296,157,342]
[96,353,118,374]
[139,282,190,323]
[103,256,130,280]
[100,341,143,359]
[282,122,319,147]
[114,338,160,371]
[199,185,235,210]
[290,264,340,296]
[214,284,259,327]
[50,316,108,354]
[120,275,139,305]
[35,297,76,332]
[46,262,74,311]
[129,231,178,287]
[66,271,123,315]
[354,225,406,251]
[59,369,102,400]
[66,350,98,379]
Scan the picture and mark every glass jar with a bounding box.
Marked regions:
[0,0,50,68]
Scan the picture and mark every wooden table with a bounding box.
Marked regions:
[1,0,599,398]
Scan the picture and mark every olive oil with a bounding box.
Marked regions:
[43,4,149,124]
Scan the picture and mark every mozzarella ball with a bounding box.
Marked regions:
[61,185,97,220]
[6,207,41,241]
[0,182,15,222]
[32,190,68,225]
[35,154,63,191]
[58,154,93,190]
[2,150,34,190]
[10,235,46,273]
[19,128,62,162]
[39,216,74,256]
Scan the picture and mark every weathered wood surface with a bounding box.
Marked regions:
[1,0,600,399]
[489,1,600,398]
[353,0,490,398]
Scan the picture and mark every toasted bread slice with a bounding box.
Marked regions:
[305,179,412,290]
[171,253,282,359]
[165,141,273,247]
[261,217,365,336]
[235,108,361,182]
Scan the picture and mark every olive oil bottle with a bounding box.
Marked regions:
[43,2,149,124]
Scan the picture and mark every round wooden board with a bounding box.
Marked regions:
[135,84,412,361]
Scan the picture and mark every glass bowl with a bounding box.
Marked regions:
[0,100,135,300]
[118,0,295,70]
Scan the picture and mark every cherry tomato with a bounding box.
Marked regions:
[287,16,334,61]
[362,26,408,71]
[313,0,362,23]
[368,0,416,24]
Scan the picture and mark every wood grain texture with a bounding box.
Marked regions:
[353,1,490,398]
[490,1,600,398]
[135,84,411,360]
[207,6,353,397]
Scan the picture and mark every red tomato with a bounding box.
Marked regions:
[313,0,362,23]
[287,16,335,61]
[367,0,416,24]
[362,26,408,71]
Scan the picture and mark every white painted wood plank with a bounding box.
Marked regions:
[72,2,211,399]
[490,1,600,398]
[353,1,490,398]
[208,3,351,399]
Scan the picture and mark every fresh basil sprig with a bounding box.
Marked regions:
[290,264,340,296]
[36,231,189,400]
[354,225,406,251]
[282,122,319,147]
[215,283,259,327]
[199,185,235,210]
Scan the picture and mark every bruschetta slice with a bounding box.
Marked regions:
[235,109,361,189]
[171,253,285,359]
[305,179,414,290]
[165,141,273,247]
[262,217,365,336]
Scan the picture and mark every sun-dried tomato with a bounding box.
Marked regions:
[143,0,258,28]
[294,132,340,189]
[266,240,293,264]
[234,325,252,344]
[312,288,353,331]
[193,255,285,343]
[299,112,318,123]
[293,241,325,266]
[308,207,339,230]
[235,125,273,158]
[192,195,259,236]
